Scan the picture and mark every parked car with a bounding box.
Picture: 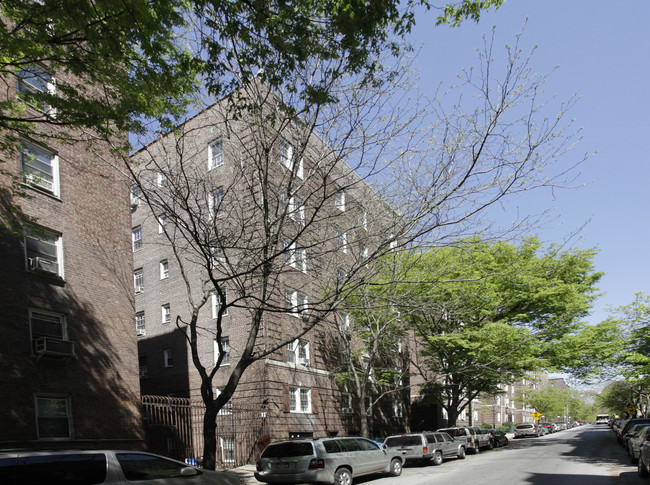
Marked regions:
[487,429,509,448]
[628,426,650,462]
[0,449,245,485]
[539,422,554,434]
[383,431,466,465]
[437,426,492,454]
[619,419,650,445]
[555,421,568,431]
[638,434,650,478]
[514,424,541,438]
[255,437,403,485]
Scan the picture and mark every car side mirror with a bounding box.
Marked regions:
[382,444,387,450]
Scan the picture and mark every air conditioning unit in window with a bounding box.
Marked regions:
[136,328,146,337]
[29,257,58,275]
[34,337,74,358]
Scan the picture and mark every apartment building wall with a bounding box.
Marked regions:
[131,90,406,450]
[0,67,142,447]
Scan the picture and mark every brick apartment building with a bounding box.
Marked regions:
[0,63,142,448]
[130,84,409,461]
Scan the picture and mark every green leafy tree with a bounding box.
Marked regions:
[404,237,602,426]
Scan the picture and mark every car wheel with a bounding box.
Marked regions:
[639,460,649,478]
[431,451,443,466]
[473,442,480,454]
[487,440,493,450]
[334,468,353,485]
[389,458,402,476]
[457,447,466,459]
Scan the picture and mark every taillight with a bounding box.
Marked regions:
[423,446,428,454]
[256,461,262,472]
[467,438,472,443]
[309,458,325,469]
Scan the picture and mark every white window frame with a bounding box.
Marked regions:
[132,226,142,251]
[17,64,56,116]
[341,392,353,414]
[158,214,167,233]
[163,348,173,367]
[214,337,230,366]
[285,287,308,318]
[25,226,63,278]
[288,194,305,225]
[335,187,345,211]
[287,339,310,366]
[134,268,144,293]
[211,289,228,317]
[160,259,169,279]
[20,139,59,196]
[393,399,403,418]
[35,394,72,440]
[337,311,350,333]
[359,207,367,231]
[208,139,224,170]
[209,186,224,218]
[161,304,171,324]
[157,170,167,187]
[359,244,368,264]
[289,386,311,413]
[136,312,146,336]
[220,436,235,463]
[283,239,306,272]
[29,309,67,354]
[336,227,347,254]
[130,183,141,207]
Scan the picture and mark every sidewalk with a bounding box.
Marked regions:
[224,464,258,485]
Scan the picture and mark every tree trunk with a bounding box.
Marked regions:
[202,402,218,470]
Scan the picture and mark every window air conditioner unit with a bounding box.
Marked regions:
[136,328,146,337]
[34,337,74,358]
[29,257,58,275]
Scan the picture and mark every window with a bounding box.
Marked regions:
[215,387,233,414]
[335,187,345,211]
[289,386,311,413]
[133,268,143,293]
[359,244,368,264]
[20,140,59,195]
[160,260,169,279]
[337,312,350,332]
[214,337,230,366]
[135,312,145,336]
[132,226,142,251]
[208,139,223,170]
[139,355,149,378]
[29,309,66,353]
[393,399,403,418]
[283,239,306,272]
[336,227,347,253]
[211,289,228,317]
[161,304,171,324]
[35,394,71,439]
[17,64,56,115]
[209,186,224,218]
[157,170,167,187]
[288,194,305,225]
[25,226,63,277]
[359,207,367,231]
[341,392,353,414]
[287,339,310,366]
[130,183,141,207]
[285,287,308,317]
[279,139,304,179]
[221,437,235,463]
[389,233,397,250]
[158,214,167,233]
[163,348,173,367]
[209,238,225,262]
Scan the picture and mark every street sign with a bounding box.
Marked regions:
[532,412,541,420]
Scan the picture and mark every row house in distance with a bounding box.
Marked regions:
[0,63,142,447]
[130,83,407,459]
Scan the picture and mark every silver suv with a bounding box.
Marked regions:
[437,426,492,454]
[255,437,403,485]
[0,449,244,484]
[383,432,466,465]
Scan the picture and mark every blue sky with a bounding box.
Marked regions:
[411,0,650,326]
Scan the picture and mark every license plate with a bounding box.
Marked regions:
[274,462,295,469]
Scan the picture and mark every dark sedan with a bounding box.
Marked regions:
[487,429,509,448]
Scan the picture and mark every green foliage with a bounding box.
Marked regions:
[436,0,504,26]
[402,237,602,424]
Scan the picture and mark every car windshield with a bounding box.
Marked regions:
[516,425,533,429]
[384,436,421,447]
[262,442,314,458]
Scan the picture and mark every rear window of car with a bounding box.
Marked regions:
[262,442,314,458]
[13,453,107,484]
[438,428,464,437]
[516,424,533,429]
[384,436,422,447]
